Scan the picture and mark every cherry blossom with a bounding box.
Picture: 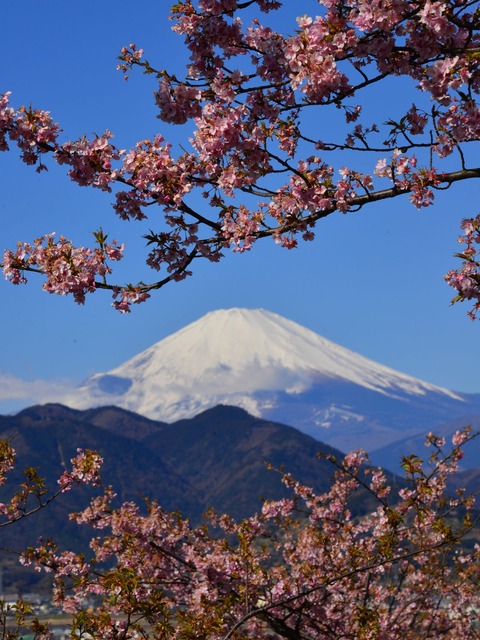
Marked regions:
[17,427,480,639]
[0,0,478,314]
[445,214,480,319]
[3,232,124,305]
[57,449,103,491]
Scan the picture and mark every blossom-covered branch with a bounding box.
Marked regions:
[1,0,479,311]
[445,214,480,319]
[20,428,480,639]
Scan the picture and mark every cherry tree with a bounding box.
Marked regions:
[1,3,479,636]
[17,428,480,639]
[0,421,477,639]
[0,444,103,640]
[1,0,479,312]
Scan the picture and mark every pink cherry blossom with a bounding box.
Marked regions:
[14,426,479,639]
[0,0,478,313]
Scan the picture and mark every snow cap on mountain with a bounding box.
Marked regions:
[65,308,461,423]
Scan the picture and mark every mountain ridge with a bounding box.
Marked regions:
[0,403,352,534]
[0,402,412,594]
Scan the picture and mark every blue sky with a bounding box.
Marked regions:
[0,0,479,413]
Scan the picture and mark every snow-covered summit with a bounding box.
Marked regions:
[66,308,462,426]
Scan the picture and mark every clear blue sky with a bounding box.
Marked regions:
[0,0,479,414]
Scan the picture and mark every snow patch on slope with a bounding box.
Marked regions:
[313,404,367,430]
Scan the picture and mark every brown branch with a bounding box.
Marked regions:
[254,167,480,240]
[2,168,478,298]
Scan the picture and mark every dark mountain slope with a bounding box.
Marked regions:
[79,405,167,440]
[0,405,202,549]
[146,404,359,520]
[0,402,409,555]
[0,402,423,594]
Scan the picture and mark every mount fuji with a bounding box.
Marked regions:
[62,308,480,457]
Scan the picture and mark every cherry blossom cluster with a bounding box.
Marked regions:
[3,233,124,304]
[0,92,60,167]
[117,42,145,79]
[0,441,15,486]
[57,449,103,491]
[445,214,480,319]
[19,428,480,639]
[117,136,193,213]
[0,0,479,310]
[374,151,441,207]
[0,444,103,531]
[55,131,122,191]
[155,79,203,124]
[111,286,151,313]
[0,92,14,152]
